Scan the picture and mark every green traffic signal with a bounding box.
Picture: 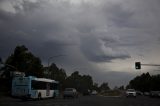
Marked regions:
[135,62,141,69]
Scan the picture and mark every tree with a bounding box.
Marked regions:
[118,86,124,90]
[64,71,81,90]
[4,45,44,78]
[45,63,67,90]
[0,45,44,92]
[81,75,93,91]
[99,82,110,91]
[150,75,160,91]
[92,83,99,91]
[64,71,94,93]
[129,72,151,92]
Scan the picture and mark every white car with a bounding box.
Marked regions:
[150,91,160,97]
[91,90,97,95]
[126,89,136,97]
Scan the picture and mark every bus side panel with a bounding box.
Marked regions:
[30,90,54,98]
[39,90,54,98]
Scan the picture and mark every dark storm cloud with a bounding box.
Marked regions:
[80,35,130,63]
[0,0,77,59]
[0,0,131,63]
[103,2,135,28]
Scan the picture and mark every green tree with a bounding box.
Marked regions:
[64,71,94,92]
[127,72,152,92]
[64,71,81,90]
[45,63,67,90]
[118,86,124,90]
[99,82,110,91]
[0,45,44,92]
[4,45,44,78]
[92,83,99,91]
[150,75,160,91]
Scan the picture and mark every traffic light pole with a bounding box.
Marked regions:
[141,64,160,67]
[135,62,160,69]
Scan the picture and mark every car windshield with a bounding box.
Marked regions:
[127,89,135,92]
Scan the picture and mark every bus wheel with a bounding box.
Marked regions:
[38,93,41,100]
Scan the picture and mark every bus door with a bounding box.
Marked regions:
[46,83,50,96]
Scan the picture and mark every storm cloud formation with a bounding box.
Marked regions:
[0,0,160,87]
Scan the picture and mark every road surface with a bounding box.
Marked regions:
[0,95,160,106]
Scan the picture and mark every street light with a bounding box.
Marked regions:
[72,67,91,75]
[46,55,66,78]
[48,54,66,68]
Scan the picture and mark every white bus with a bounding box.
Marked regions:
[12,76,59,100]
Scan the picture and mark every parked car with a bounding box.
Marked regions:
[126,89,136,97]
[136,91,143,96]
[150,91,160,97]
[63,88,78,98]
[144,92,150,96]
[91,90,97,95]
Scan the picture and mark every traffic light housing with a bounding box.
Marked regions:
[135,62,141,69]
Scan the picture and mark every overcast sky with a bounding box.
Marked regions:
[0,0,160,88]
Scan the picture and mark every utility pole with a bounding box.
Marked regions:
[48,55,66,68]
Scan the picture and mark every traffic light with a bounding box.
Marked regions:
[135,62,141,69]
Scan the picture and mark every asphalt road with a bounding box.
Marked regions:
[1,95,160,106]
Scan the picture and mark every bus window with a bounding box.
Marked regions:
[50,83,59,90]
[31,80,47,90]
